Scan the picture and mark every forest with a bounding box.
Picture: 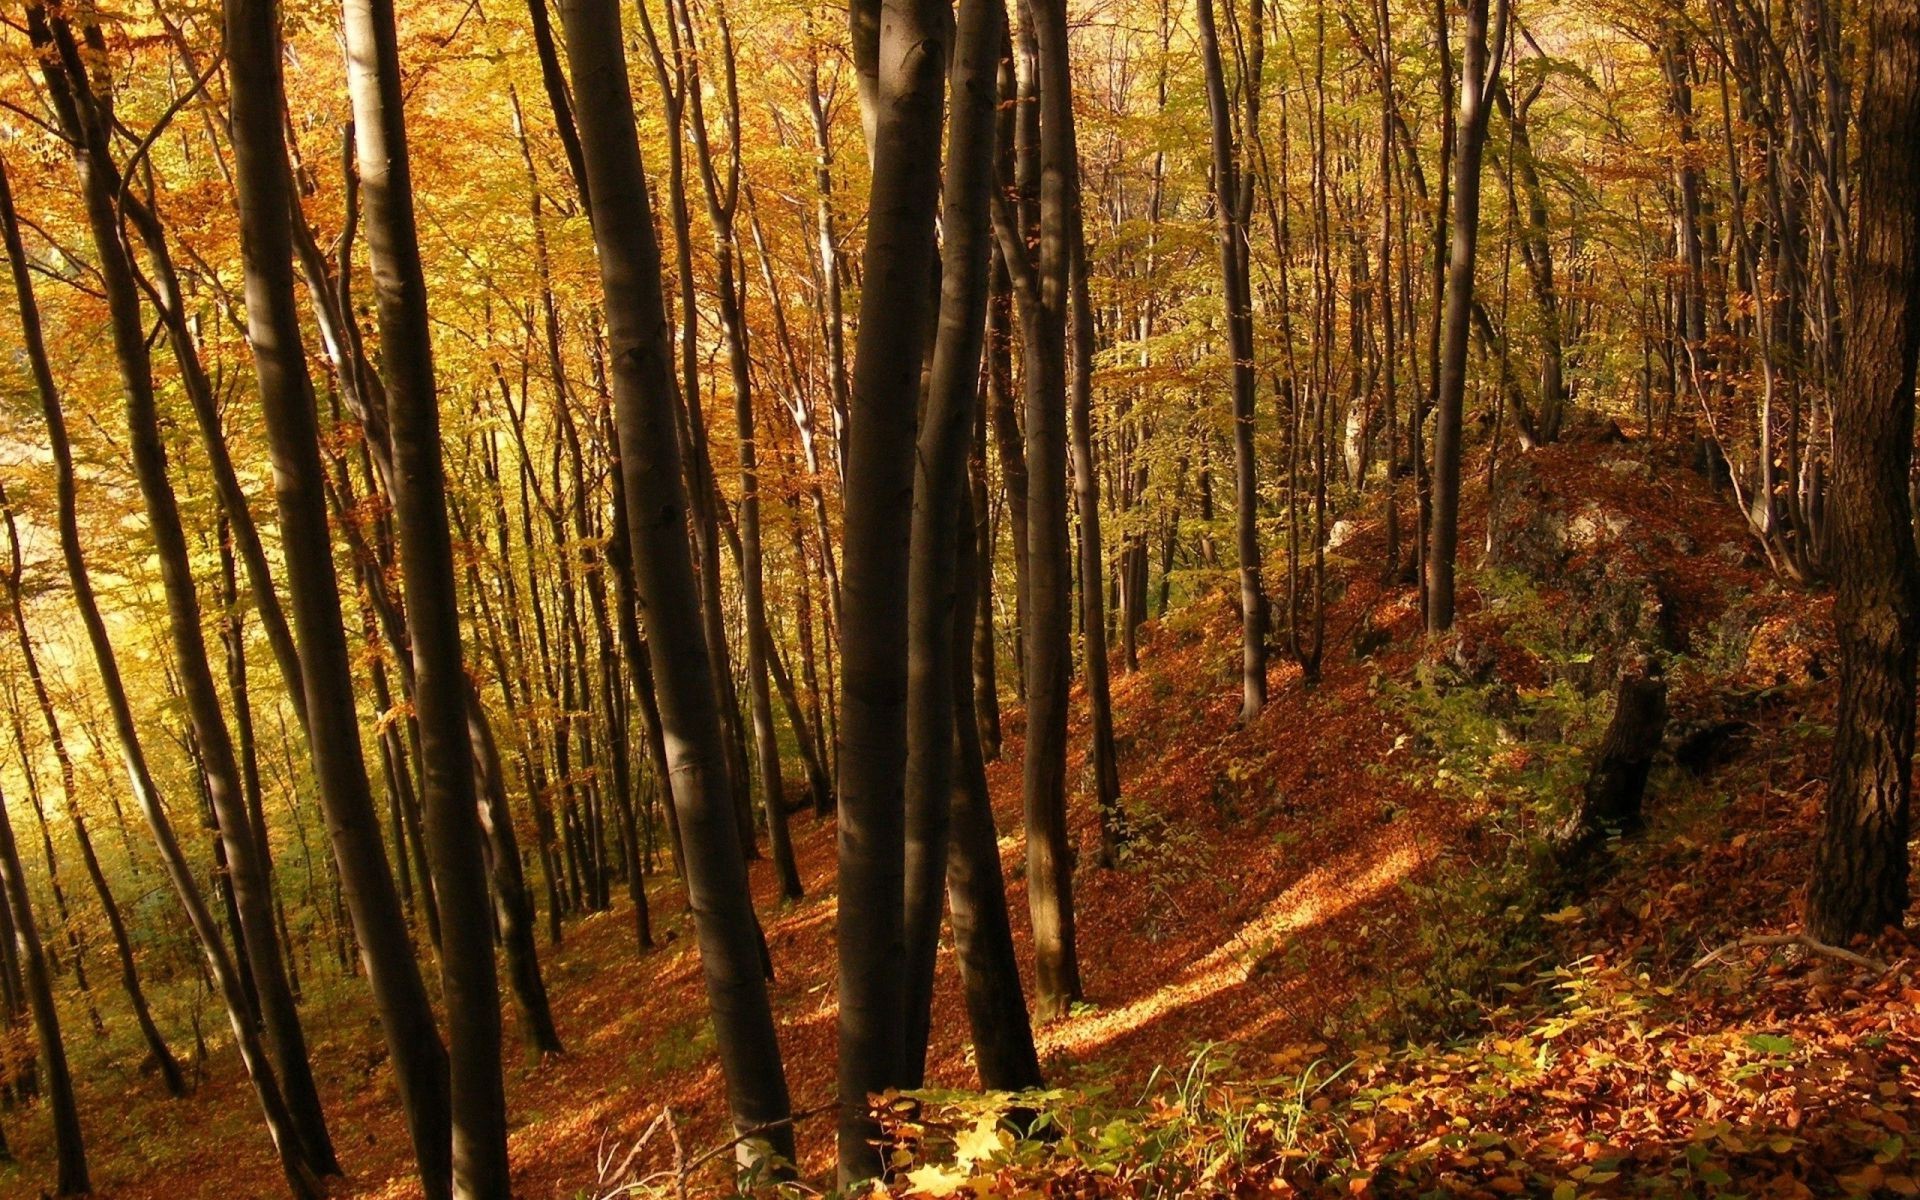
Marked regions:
[0,0,1914,1191]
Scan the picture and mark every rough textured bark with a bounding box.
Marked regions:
[1808,0,1920,943]
[557,0,795,1170]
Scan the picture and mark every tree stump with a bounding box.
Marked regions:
[1555,668,1669,863]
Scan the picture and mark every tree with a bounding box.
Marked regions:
[1807,0,1920,943]
[556,0,796,1171]
[0,152,324,1200]
[903,0,1006,1086]
[26,4,340,1172]
[836,0,951,1176]
[223,0,460,1192]
[340,0,513,1189]
[1195,0,1267,719]
[1425,0,1507,632]
[990,0,1086,1022]
[0,781,86,1195]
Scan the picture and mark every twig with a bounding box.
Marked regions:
[666,1107,688,1200]
[1689,932,1888,976]
[678,1101,840,1177]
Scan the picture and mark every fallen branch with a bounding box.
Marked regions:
[1689,932,1888,976]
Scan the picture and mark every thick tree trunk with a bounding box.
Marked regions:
[557,0,795,1171]
[834,0,950,1177]
[1808,0,1920,943]
[224,5,462,1193]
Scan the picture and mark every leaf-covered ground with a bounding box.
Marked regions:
[5,436,1913,1199]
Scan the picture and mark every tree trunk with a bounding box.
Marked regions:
[225,5,464,1192]
[557,0,796,1172]
[1195,0,1267,718]
[1808,0,1920,943]
[1426,0,1506,632]
[1554,670,1668,864]
[340,0,513,1189]
[0,491,181,1096]
[26,8,340,1172]
[0,785,87,1195]
[903,0,1001,1088]
[834,0,951,1175]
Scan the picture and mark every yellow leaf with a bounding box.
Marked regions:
[908,1163,971,1198]
[955,1115,1008,1166]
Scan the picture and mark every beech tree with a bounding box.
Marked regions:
[557,0,797,1170]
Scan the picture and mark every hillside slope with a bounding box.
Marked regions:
[12,434,1913,1200]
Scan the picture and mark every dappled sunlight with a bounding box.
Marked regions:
[1045,836,1431,1059]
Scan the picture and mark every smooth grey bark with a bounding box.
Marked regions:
[340,0,513,1191]
[223,2,461,1191]
[556,0,795,1171]
[903,0,1003,1088]
[835,0,952,1175]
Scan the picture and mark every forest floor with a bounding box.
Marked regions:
[4,429,1916,1199]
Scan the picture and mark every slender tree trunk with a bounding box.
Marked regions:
[341,0,513,1190]
[1426,0,1506,632]
[557,0,795,1171]
[26,9,341,1171]
[0,785,86,1196]
[0,491,182,1095]
[2,155,322,1192]
[1195,0,1267,718]
[903,0,1001,1087]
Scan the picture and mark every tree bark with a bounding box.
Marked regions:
[1808,0,1920,943]
[557,0,796,1171]
[0,784,87,1195]
[834,0,951,1176]
[903,0,1001,1088]
[0,155,327,1195]
[26,7,340,1172]
[340,0,513,1189]
[1425,0,1507,632]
